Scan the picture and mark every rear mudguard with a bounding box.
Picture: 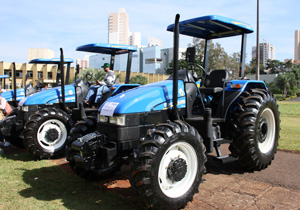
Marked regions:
[221,80,267,118]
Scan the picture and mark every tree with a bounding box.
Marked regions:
[76,67,106,84]
[266,59,284,74]
[275,74,289,97]
[292,67,300,88]
[129,75,148,85]
[167,38,241,77]
[247,58,265,75]
[272,73,297,98]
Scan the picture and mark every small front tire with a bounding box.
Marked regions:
[24,108,73,159]
[131,120,206,209]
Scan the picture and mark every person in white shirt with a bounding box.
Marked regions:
[85,63,116,105]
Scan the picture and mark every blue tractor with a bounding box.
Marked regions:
[67,14,280,209]
[1,44,139,158]
[0,58,74,147]
[0,58,65,107]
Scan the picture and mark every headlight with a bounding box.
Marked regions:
[109,116,125,126]
[98,115,126,126]
[22,106,29,112]
[98,115,108,123]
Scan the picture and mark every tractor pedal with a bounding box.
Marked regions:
[214,155,239,164]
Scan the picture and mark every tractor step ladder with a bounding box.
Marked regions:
[213,138,239,164]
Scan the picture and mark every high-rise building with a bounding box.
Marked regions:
[28,48,54,61]
[129,32,141,47]
[295,30,300,61]
[76,55,90,69]
[161,47,186,73]
[252,42,275,67]
[108,8,129,45]
[148,36,163,47]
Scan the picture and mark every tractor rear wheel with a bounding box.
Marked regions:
[229,89,280,171]
[131,120,206,210]
[4,109,25,148]
[24,108,73,159]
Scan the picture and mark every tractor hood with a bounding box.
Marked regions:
[1,88,25,102]
[99,80,186,116]
[18,84,76,106]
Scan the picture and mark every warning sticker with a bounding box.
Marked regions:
[100,102,119,116]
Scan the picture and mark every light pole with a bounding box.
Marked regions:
[256,0,260,80]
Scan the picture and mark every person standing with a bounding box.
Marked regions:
[0,86,12,147]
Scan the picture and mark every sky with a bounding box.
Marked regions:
[0,0,299,65]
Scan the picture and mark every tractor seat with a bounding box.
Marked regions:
[199,70,229,94]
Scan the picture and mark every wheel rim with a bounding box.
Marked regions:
[257,108,276,154]
[37,119,67,152]
[158,141,198,198]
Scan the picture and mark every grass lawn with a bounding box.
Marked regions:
[0,151,139,210]
[278,101,300,152]
[0,99,298,210]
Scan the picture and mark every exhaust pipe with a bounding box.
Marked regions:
[172,14,180,120]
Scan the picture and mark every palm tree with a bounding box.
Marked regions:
[76,67,106,83]
[275,74,289,97]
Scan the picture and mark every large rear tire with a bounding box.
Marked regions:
[131,120,206,210]
[229,89,280,171]
[24,108,73,159]
[3,109,25,148]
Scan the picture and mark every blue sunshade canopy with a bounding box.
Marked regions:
[76,43,137,54]
[167,15,254,39]
[0,75,9,79]
[29,58,74,64]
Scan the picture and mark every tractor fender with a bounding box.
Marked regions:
[222,80,268,119]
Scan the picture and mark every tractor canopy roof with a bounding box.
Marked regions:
[76,43,137,55]
[0,75,9,79]
[167,15,253,40]
[29,58,74,64]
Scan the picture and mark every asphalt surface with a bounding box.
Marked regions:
[286,96,300,102]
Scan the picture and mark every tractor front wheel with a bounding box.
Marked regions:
[131,120,206,210]
[66,116,122,180]
[24,108,73,159]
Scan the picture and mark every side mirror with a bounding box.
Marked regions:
[186,47,196,63]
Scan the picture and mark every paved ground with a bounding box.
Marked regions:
[286,97,300,102]
[52,148,300,210]
[185,150,300,210]
[2,145,300,210]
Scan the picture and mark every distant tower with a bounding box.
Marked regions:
[252,42,275,67]
[129,32,141,47]
[148,36,163,47]
[108,8,129,45]
[295,30,300,61]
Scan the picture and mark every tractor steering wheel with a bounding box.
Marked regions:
[35,80,45,89]
[85,72,97,86]
[188,63,206,81]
